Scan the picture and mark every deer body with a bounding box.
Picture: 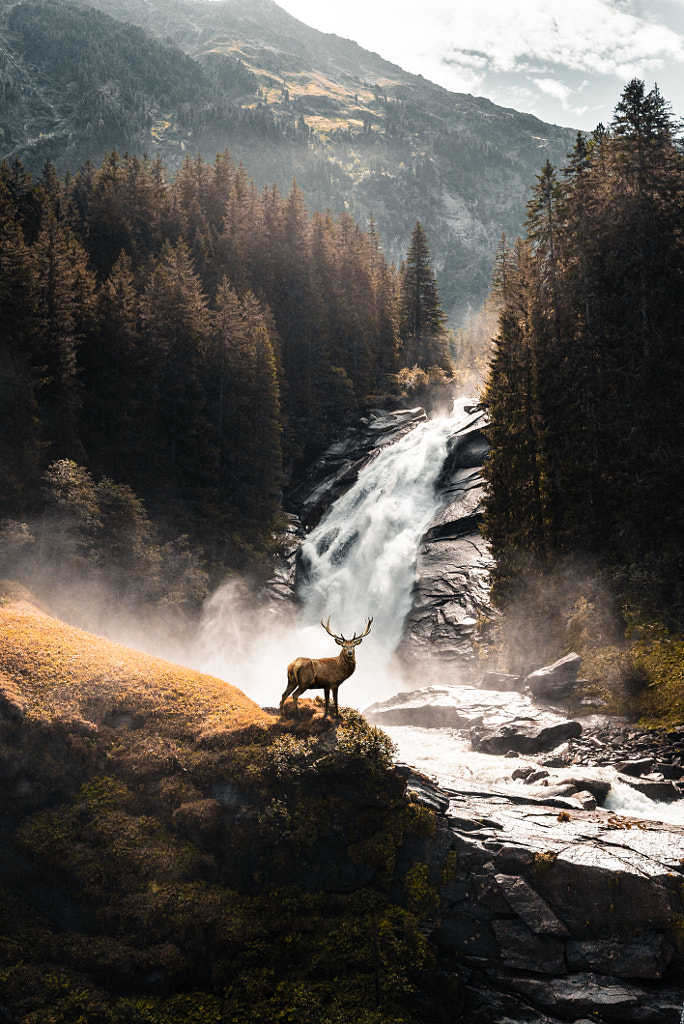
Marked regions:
[281,617,372,718]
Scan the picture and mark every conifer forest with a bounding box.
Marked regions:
[0,146,450,601]
[482,81,684,631]
[1,78,683,637]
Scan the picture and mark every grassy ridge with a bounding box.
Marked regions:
[0,583,271,736]
[0,587,439,1024]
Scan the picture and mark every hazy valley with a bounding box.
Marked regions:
[0,0,578,320]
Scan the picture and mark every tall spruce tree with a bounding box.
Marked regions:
[399,221,450,370]
[0,178,42,513]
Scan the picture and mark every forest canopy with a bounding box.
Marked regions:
[0,148,452,586]
[481,80,684,632]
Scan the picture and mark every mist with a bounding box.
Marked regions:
[185,404,473,710]
[1,403,476,714]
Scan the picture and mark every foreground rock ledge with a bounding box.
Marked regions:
[400,765,684,1024]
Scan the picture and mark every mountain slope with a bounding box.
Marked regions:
[0,0,578,320]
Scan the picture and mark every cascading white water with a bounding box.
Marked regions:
[604,776,684,825]
[191,401,468,709]
[294,401,468,707]
[192,398,684,828]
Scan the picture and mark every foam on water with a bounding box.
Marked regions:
[294,398,473,707]
[604,777,684,825]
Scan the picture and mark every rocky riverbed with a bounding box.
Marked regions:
[397,752,684,1024]
[363,670,684,1022]
[365,680,684,817]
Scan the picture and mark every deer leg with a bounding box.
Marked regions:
[280,673,297,711]
[332,686,339,717]
[291,684,312,719]
[278,663,301,712]
[280,684,293,710]
[323,687,330,718]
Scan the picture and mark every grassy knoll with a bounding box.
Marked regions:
[0,585,440,1024]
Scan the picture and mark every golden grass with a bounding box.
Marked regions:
[0,597,272,736]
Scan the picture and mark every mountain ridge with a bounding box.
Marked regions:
[0,0,579,320]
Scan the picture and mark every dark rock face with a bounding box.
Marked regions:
[400,764,684,1024]
[397,408,494,667]
[565,935,674,979]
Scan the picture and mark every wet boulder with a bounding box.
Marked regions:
[364,685,485,729]
[616,773,682,803]
[478,670,523,692]
[470,717,582,755]
[615,757,655,777]
[525,652,582,699]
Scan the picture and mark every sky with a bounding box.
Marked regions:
[273,0,684,131]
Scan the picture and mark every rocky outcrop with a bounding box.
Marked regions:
[397,407,494,667]
[401,764,684,1023]
[365,683,585,756]
[470,717,583,755]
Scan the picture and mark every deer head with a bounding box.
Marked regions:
[321,615,373,662]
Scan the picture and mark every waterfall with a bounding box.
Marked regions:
[192,401,466,709]
[294,400,468,707]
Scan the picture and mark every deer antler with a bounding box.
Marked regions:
[351,617,373,645]
[321,616,346,644]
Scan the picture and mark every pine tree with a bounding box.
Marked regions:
[82,252,142,481]
[30,203,96,462]
[210,280,282,555]
[399,221,449,370]
[481,238,549,604]
[137,240,215,514]
[482,80,684,621]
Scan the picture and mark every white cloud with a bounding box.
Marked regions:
[277,0,684,77]
[533,78,589,116]
[534,78,573,103]
[435,0,684,75]
[263,0,684,127]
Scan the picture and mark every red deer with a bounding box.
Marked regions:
[280,616,373,718]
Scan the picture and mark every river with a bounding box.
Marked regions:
[195,399,684,826]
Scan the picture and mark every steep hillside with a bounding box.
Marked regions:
[0,584,271,734]
[0,0,578,320]
[0,584,438,1023]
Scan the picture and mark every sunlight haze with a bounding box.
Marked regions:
[270,0,684,129]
